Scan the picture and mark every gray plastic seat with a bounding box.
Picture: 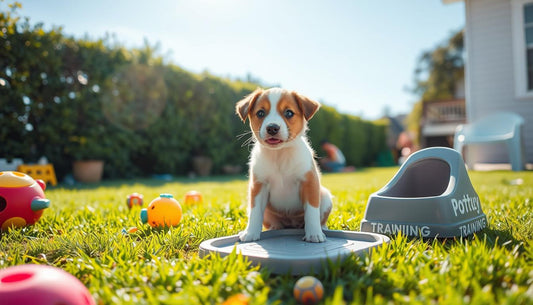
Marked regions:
[360,147,487,238]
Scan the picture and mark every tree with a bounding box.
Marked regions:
[406,29,465,141]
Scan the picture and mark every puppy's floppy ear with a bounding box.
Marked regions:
[292,91,321,121]
[236,88,263,122]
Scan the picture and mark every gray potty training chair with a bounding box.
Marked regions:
[361,147,487,238]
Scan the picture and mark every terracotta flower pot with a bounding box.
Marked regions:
[72,160,104,183]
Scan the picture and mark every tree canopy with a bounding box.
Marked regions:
[406,29,465,140]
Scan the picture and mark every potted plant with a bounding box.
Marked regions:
[67,134,111,183]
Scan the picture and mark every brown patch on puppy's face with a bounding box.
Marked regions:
[276,93,305,143]
[248,93,271,143]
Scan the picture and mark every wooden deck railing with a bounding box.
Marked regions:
[423,99,466,124]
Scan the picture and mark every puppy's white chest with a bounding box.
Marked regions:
[265,171,302,210]
[251,139,314,211]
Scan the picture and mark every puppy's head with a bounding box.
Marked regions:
[236,88,320,149]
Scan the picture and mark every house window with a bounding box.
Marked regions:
[525,4,533,90]
[512,0,533,98]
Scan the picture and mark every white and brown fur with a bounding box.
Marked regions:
[236,87,332,243]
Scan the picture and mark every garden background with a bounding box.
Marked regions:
[0,4,387,181]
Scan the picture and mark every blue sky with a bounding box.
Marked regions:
[19,0,464,119]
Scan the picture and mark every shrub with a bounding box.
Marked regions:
[309,106,388,167]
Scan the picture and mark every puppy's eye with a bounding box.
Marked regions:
[256,110,266,118]
[284,110,294,119]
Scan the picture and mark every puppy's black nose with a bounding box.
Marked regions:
[266,124,280,136]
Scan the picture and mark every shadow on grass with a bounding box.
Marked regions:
[480,227,525,250]
[55,174,248,190]
[402,227,524,253]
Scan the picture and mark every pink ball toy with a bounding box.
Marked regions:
[0,171,50,230]
[0,264,95,305]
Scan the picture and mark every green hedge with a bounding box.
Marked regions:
[0,4,388,179]
[308,106,388,167]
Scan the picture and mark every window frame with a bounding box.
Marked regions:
[512,0,533,99]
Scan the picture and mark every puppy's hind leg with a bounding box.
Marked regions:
[319,186,333,230]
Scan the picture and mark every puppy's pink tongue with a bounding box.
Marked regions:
[266,138,282,145]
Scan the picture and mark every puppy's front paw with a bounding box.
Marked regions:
[303,230,326,243]
[238,229,261,242]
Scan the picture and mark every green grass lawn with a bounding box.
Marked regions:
[1,168,532,304]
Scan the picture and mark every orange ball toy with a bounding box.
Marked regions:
[222,293,249,305]
[184,190,203,205]
[293,276,324,305]
[140,194,182,228]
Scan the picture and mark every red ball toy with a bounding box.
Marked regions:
[0,264,95,305]
[126,192,144,209]
[0,171,50,231]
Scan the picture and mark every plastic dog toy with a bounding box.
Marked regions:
[184,190,203,205]
[293,276,324,305]
[140,193,182,227]
[0,264,95,305]
[0,171,50,230]
[126,192,144,209]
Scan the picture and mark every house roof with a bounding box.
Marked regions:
[387,115,406,134]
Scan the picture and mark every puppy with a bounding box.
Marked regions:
[235,87,332,243]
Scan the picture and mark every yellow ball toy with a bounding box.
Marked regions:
[293,276,324,305]
[140,194,182,228]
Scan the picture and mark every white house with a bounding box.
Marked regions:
[445,0,533,167]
